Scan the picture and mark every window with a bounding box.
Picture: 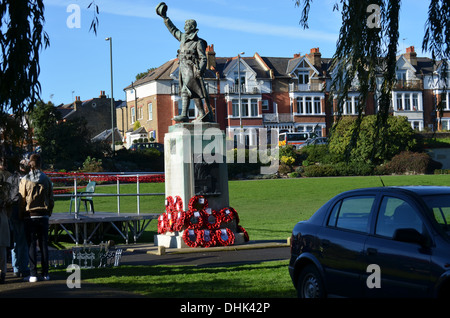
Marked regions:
[298,71,309,85]
[138,106,144,120]
[396,70,407,82]
[241,99,249,117]
[412,121,421,131]
[404,93,411,111]
[296,97,303,113]
[327,196,375,233]
[232,100,239,117]
[131,107,136,123]
[234,71,245,87]
[346,99,353,114]
[412,94,418,110]
[250,99,258,117]
[262,100,269,111]
[148,102,153,120]
[314,97,321,114]
[375,197,424,239]
[441,93,448,110]
[305,97,312,114]
[396,93,403,110]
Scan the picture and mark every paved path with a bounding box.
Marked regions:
[0,240,290,298]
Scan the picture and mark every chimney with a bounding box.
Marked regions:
[74,96,81,111]
[206,44,216,70]
[99,90,106,98]
[404,46,417,66]
[293,53,301,59]
[307,47,322,68]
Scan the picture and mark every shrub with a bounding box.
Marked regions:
[383,151,435,174]
[80,156,103,172]
[303,164,337,177]
[280,155,295,166]
[328,115,417,164]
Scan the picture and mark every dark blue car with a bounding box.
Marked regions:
[289,186,450,298]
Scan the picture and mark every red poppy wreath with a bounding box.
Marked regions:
[172,211,186,232]
[165,196,175,213]
[219,207,239,224]
[188,195,208,211]
[174,195,183,212]
[182,229,199,248]
[197,229,216,248]
[157,213,168,234]
[215,228,235,246]
[184,209,204,229]
[203,208,222,230]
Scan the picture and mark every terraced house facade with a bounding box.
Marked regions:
[118,45,449,147]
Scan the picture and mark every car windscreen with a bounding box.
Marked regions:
[287,133,309,141]
[422,194,450,235]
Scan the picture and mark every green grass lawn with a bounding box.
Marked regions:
[50,174,450,298]
[61,260,295,298]
[53,174,450,242]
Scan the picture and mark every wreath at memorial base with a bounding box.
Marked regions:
[172,211,186,232]
[203,208,222,230]
[160,195,249,247]
[165,196,175,213]
[184,209,204,230]
[188,195,208,211]
[219,207,239,224]
[237,225,249,242]
[174,195,183,212]
[215,228,235,246]
[182,229,199,248]
[197,229,216,248]
[157,213,168,234]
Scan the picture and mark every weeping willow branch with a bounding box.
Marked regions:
[423,0,449,130]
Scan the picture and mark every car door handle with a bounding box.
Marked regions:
[367,248,378,256]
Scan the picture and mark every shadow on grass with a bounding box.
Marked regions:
[52,261,296,298]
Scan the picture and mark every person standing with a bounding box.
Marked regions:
[8,159,30,278]
[0,158,11,284]
[19,154,54,282]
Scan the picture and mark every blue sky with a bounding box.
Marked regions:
[40,0,431,106]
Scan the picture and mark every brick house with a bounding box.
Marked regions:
[120,45,448,146]
[57,91,122,142]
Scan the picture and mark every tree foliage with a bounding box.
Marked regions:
[29,101,107,170]
[328,115,417,164]
[294,0,449,161]
[0,0,99,159]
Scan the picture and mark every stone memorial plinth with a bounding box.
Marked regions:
[155,122,231,248]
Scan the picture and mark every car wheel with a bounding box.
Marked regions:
[297,264,325,298]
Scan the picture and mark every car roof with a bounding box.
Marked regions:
[308,186,450,225]
[341,186,450,196]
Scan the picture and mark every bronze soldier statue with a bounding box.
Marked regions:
[156,2,214,123]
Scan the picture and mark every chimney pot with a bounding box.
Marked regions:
[406,46,415,53]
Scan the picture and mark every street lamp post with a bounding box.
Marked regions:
[106,37,115,155]
[237,52,245,147]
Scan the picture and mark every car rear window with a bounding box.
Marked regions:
[328,196,375,233]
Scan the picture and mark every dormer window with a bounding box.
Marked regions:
[396,70,407,82]
[234,71,245,86]
[298,71,309,85]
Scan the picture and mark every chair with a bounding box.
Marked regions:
[69,181,96,214]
